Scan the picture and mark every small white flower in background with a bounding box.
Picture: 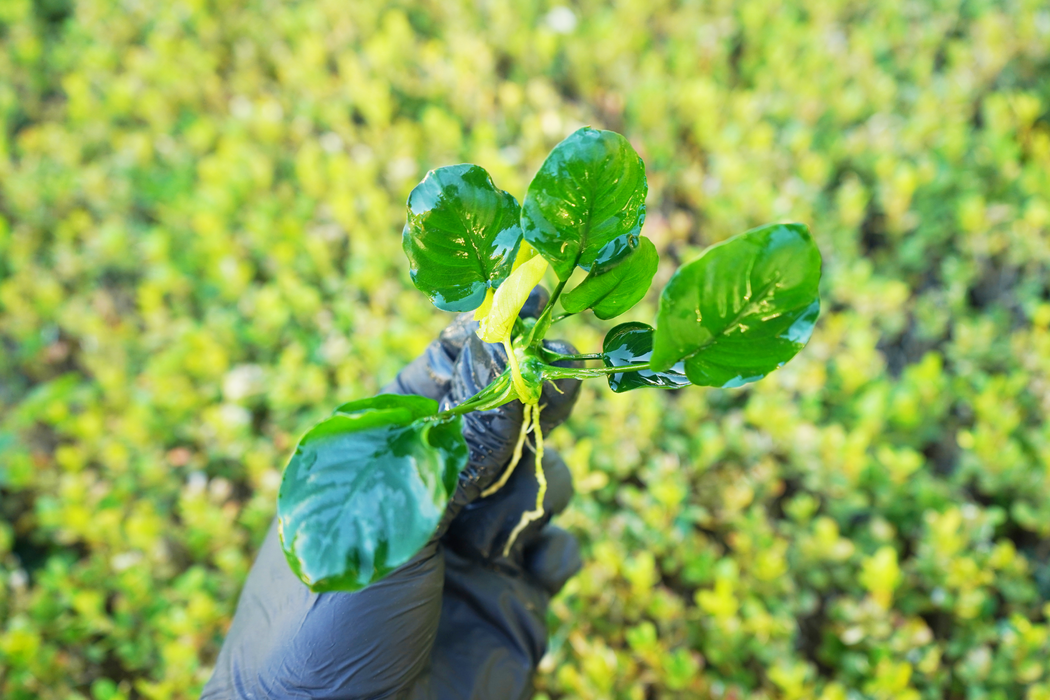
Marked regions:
[260,99,284,123]
[386,156,418,183]
[499,145,522,165]
[350,143,374,164]
[540,110,563,138]
[259,469,282,493]
[320,131,344,153]
[186,471,208,496]
[111,551,143,572]
[320,334,351,364]
[9,569,28,590]
[209,477,233,502]
[223,364,266,402]
[545,6,577,34]
[219,403,252,429]
[229,95,253,119]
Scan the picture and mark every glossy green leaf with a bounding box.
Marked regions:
[521,127,647,280]
[403,164,523,312]
[278,395,467,592]
[603,322,691,393]
[589,231,640,275]
[650,222,821,387]
[561,236,658,320]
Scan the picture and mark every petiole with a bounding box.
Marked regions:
[540,349,605,363]
[540,363,651,380]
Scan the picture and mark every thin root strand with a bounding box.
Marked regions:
[480,402,532,498]
[503,403,548,557]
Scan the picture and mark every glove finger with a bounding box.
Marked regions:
[442,447,574,564]
[523,525,582,596]
[520,284,549,319]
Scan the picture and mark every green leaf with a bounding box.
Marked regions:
[561,236,658,320]
[333,394,439,424]
[403,164,523,312]
[589,231,640,275]
[521,127,647,280]
[278,395,468,592]
[650,222,821,387]
[602,322,690,393]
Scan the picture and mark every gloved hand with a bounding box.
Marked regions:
[202,288,583,700]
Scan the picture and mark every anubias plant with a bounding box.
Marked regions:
[277,127,823,592]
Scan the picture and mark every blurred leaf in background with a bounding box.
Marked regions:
[1,0,1049,698]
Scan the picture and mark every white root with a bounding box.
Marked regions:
[503,402,547,557]
[480,404,533,498]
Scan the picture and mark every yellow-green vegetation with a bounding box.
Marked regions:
[2,0,1049,697]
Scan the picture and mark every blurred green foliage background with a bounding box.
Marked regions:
[1,0,1049,698]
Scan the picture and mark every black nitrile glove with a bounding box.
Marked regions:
[202,288,583,700]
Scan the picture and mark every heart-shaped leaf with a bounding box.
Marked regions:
[561,236,658,320]
[403,165,523,312]
[521,127,647,280]
[278,395,467,592]
[603,322,691,393]
[650,222,821,387]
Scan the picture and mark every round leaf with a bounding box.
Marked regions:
[561,236,658,320]
[650,222,822,387]
[521,127,647,280]
[603,322,691,393]
[403,164,523,312]
[278,395,468,592]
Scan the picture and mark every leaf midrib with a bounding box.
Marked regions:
[570,165,596,271]
[449,200,495,282]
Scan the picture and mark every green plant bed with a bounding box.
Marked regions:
[1,0,1049,698]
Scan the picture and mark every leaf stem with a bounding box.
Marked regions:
[547,277,568,311]
[503,337,531,401]
[551,312,576,323]
[433,370,517,418]
[541,362,650,380]
[540,348,604,363]
[525,277,568,347]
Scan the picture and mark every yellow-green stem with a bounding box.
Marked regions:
[503,337,531,402]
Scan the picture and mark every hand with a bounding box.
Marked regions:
[202,288,583,700]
